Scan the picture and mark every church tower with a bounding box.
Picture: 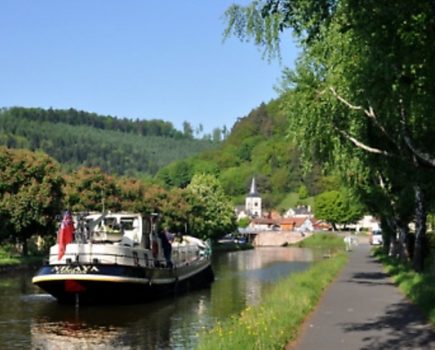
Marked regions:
[245,177,262,218]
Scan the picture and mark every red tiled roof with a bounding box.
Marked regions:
[251,218,277,225]
[280,217,311,226]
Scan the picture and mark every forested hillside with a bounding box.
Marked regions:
[157,99,335,209]
[0,107,217,176]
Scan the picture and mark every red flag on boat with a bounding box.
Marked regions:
[58,211,75,260]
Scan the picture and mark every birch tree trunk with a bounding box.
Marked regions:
[413,184,427,272]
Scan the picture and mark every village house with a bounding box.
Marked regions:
[238,181,332,233]
[248,217,279,231]
[280,217,313,231]
[248,216,322,232]
[283,205,313,219]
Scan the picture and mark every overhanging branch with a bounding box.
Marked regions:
[398,98,435,168]
[329,87,400,149]
[333,126,391,156]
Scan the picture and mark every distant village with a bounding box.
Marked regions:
[235,178,380,235]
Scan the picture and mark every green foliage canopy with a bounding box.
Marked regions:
[186,174,237,240]
[314,189,363,229]
[0,147,64,255]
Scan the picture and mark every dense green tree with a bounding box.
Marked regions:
[156,156,221,189]
[186,174,237,240]
[212,128,222,142]
[314,191,341,230]
[191,159,220,177]
[350,160,415,258]
[0,147,64,255]
[221,125,229,140]
[182,121,194,139]
[237,217,251,228]
[314,189,363,230]
[236,136,262,162]
[220,166,254,197]
[195,123,204,138]
[214,145,241,168]
[168,161,194,188]
[64,167,123,212]
[116,177,147,213]
[159,188,191,232]
[297,185,309,205]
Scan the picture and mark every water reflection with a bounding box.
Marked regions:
[210,248,313,316]
[1,247,316,349]
[30,292,210,350]
[32,321,126,349]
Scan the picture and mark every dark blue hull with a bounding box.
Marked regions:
[32,261,214,304]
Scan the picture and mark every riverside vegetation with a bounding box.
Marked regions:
[294,232,346,250]
[0,245,42,270]
[375,248,435,326]
[196,233,347,350]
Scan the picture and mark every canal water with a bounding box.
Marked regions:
[0,247,318,349]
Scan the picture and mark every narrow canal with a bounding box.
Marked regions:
[0,247,319,349]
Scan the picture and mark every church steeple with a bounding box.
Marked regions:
[245,177,262,217]
[247,177,259,197]
[250,177,257,195]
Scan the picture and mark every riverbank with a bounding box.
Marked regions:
[374,248,435,325]
[0,257,43,274]
[0,247,43,273]
[196,233,347,349]
[292,232,346,250]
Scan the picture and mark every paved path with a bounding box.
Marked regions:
[290,240,435,350]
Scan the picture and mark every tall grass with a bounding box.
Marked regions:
[375,250,435,325]
[294,232,346,250]
[196,251,348,349]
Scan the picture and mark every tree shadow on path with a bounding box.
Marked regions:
[340,302,435,349]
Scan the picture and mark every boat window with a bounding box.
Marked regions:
[104,218,118,229]
[121,218,135,231]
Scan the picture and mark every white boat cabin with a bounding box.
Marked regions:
[49,212,208,269]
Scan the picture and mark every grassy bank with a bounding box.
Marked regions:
[0,246,42,269]
[196,235,348,349]
[375,249,435,325]
[294,232,346,250]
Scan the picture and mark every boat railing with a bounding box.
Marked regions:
[49,251,189,269]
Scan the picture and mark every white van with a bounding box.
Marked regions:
[370,230,383,245]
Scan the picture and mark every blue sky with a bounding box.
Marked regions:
[1,1,298,134]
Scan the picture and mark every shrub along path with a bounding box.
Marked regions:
[289,239,435,350]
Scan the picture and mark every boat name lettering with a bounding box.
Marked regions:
[52,265,100,274]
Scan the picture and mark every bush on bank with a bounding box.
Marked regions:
[196,241,347,349]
